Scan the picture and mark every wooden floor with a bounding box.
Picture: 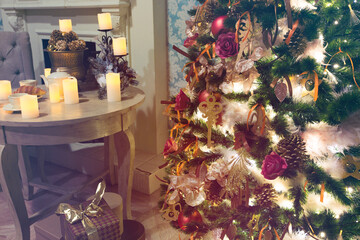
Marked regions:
[0,161,187,240]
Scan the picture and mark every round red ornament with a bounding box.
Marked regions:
[211,16,228,36]
[198,90,221,103]
[177,210,203,229]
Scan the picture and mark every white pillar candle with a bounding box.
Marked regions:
[113,37,127,56]
[0,80,12,100]
[59,19,72,33]
[44,68,51,78]
[106,73,121,102]
[97,13,112,30]
[49,83,61,103]
[20,95,39,119]
[62,77,79,104]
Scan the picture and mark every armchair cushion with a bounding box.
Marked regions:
[0,31,35,88]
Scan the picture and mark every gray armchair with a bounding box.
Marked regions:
[0,31,35,88]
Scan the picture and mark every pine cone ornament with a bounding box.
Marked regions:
[98,86,107,100]
[207,180,223,204]
[47,38,56,51]
[284,28,307,57]
[50,30,64,42]
[276,134,309,177]
[68,40,86,51]
[55,40,68,51]
[48,37,56,46]
[63,31,79,43]
[254,183,276,208]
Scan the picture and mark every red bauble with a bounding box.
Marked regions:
[198,90,221,103]
[211,15,228,36]
[177,210,203,229]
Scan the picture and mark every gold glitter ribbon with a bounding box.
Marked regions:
[182,44,213,84]
[320,182,325,203]
[235,11,251,43]
[324,47,360,89]
[228,0,241,7]
[56,180,106,240]
[258,220,269,240]
[285,19,299,45]
[247,103,266,135]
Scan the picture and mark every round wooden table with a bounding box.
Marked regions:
[0,86,145,240]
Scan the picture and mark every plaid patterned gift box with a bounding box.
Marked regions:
[60,199,122,240]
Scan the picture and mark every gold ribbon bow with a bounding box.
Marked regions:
[56,180,106,240]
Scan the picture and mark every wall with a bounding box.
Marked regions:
[129,0,168,154]
[167,0,196,96]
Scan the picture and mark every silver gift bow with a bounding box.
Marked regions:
[56,180,106,240]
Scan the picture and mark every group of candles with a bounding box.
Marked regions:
[59,13,127,55]
[0,80,39,119]
[0,71,121,119]
[45,70,121,103]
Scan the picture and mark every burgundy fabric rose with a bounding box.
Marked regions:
[215,32,239,59]
[175,89,190,111]
[184,33,199,48]
[163,138,178,157]
[261,152,288,180]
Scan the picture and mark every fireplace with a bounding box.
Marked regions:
[0,1,130,85]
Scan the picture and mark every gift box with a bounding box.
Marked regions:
[60,199,122,240]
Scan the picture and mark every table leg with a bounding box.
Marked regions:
[0,144,31,240]
[36,147,48,183]
[104,135,116,185]
[17,145,34,200]
[114,129,135,220]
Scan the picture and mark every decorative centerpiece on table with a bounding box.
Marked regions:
[88,33,138,100]
[45,29,87,81]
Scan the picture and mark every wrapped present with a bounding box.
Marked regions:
[56,181,122,240]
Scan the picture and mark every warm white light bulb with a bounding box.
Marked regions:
[333,64,340,69]
[344,40,348,43]
[334,20,339,25]
[320,232,326,238]
[346,187,354,194]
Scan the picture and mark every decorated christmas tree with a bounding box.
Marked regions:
[160,0,360,239]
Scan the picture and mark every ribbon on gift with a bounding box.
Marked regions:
[56,180,106,240]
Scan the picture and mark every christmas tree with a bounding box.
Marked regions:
[160,0,360,239]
